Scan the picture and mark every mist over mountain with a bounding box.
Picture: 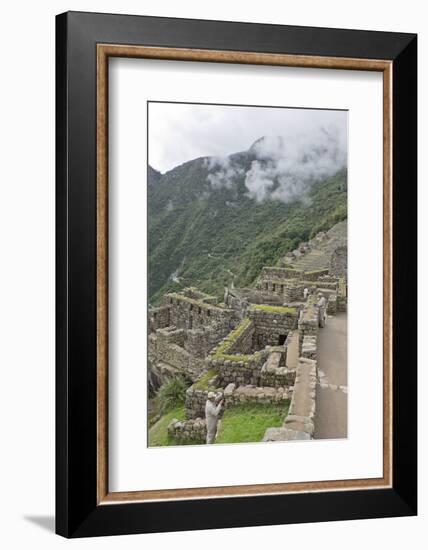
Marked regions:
[148,135,347,303]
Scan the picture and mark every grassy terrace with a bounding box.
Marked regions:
[263,267,303,274]
[148,402,290,446]
[216,402,290,444]
[148,406,185,447]
[250,304,297,314]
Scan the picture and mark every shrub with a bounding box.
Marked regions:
[157,376,190,414]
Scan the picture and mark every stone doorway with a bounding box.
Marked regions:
[278,334,287,346]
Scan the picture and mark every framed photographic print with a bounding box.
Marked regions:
[56,11,417,537]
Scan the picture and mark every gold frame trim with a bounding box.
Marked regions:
[96,44,393,504]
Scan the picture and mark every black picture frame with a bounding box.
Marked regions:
[56,11,417,538]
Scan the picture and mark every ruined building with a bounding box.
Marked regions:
[149,228,348,443]
[148,288,238,393]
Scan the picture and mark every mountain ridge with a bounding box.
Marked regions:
[148,138,347,304]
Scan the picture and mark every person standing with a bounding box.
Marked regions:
[205,392,224,444]
[317,292,327,327]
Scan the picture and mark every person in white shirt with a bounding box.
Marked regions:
[303,287,309,300]
[317,292,327,327]
[205,392,224,444]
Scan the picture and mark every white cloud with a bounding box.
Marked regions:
[148,102,347,204]
[245,126,347,203]
[204,156,244,189]
[148,102,347,174]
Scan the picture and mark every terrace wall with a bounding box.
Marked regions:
[249,307,298,348]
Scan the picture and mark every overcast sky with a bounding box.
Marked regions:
[148,102,347,174]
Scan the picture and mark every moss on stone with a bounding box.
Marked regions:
[263,267,301,273]
[166,291,225,310]
[212,318,252,359]
[263,279,300,285]
[192,368,218,390]
[250,304,297,314]
[220,354,252,363]
[304,269,329,276]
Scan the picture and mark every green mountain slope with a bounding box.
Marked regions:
[148,146,347,304]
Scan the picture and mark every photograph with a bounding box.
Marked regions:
[147,102,348,447]
[0,1,420,544]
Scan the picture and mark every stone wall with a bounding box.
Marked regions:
[257,280,287,297]
[263,357,317,442]
[260,266,304,281]
[156,326,186,347]
[303,269,330,281]
[301,280,338,291]
[183,327,225,359]
[159,343,193,371]
[259,347,295,388]
[301,334,317,360]
[228,287,284,305]
[148,305,170,332]
[206,318,266,386]
[283,284,305,302]
[185,383,224,419]
[206,309,298,387]
[283,357,317,436]
[167,418,207,444]
[329,245,348,280]
[337,296,347,313]
[260,365,296,388]
[316,287,337,299]
[225,319,255,355]
[148,289,240,389]
[326,294,338,315]
[249,306,298,348]
[215,352,268,386]
[298,302,319,354]
[150,327,206,381]
[165,289,236,336]
[185,387,208,419]
[223,383,291,406]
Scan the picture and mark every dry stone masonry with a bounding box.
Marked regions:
[167,418,207,444]
[151,229,347,445]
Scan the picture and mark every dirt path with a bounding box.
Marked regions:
[314,312,348,439]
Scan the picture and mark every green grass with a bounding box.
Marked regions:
[148,406,185,447]
[216,402,290,444]
[192,368,218,390]
[149,402,291,446]
[250,304,297,314]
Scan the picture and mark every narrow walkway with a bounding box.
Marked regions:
[286,330,300,369]
[314,312,348,439]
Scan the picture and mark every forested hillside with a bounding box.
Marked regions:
[148,139,347,304]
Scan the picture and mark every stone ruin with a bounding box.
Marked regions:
[329,245,348,279]
[150,243,348,444]
[148,288,238,394]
